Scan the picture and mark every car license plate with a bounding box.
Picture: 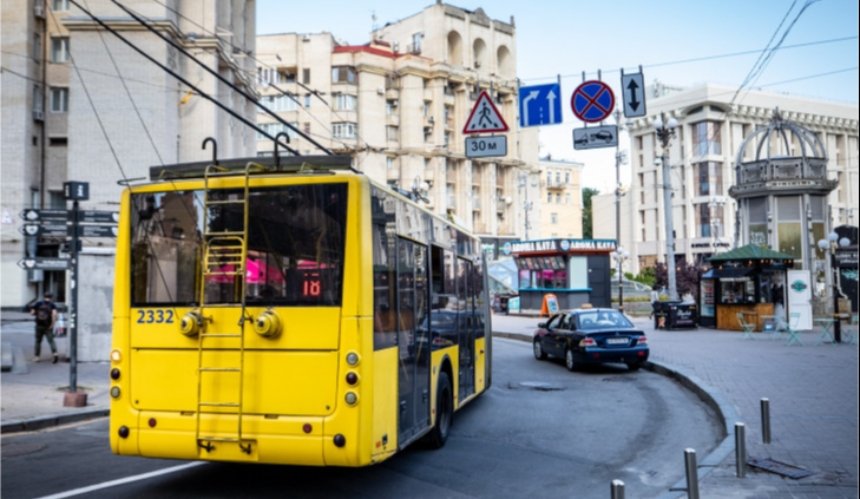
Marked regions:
[606,337,628,345]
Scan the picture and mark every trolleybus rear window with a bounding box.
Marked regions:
[130,183,348,306]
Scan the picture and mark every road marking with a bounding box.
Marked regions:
[34,462,206,499]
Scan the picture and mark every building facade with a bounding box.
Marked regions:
[1,0,256,359]
[623,83,858,274]
[254,2,541,257]
[537,158,583,239]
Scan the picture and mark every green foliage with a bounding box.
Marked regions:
[582,187,600,239]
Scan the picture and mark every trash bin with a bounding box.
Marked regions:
[653,301,698,329]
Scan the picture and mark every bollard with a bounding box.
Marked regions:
[610,479,625,499]
[761,398,771,444]
[684,448,700,499]
[735,422,746,478]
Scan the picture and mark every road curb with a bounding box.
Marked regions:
[1,408,109,434]
[495,330,738,499]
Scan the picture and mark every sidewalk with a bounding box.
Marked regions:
[2,311,858,497]
[494,313,859,499]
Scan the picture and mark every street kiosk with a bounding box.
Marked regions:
[699,244,794,331]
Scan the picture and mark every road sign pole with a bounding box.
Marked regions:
[70,199,79,394]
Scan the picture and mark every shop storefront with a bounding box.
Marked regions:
[698,244,794,331]
[504,238,616,313]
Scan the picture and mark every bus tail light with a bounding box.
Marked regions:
[110,368,120,380]
[346,372,359,385]
[345,392,358,405]
[180,311,203,337]
[254,310,281,338]
[579,338,596,347]
[110,386,121,398]
[346,352,360,366]
[110,349,122,363]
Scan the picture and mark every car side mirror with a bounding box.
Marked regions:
[537,322,547,329]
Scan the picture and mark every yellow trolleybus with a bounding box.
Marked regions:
[109,154,491,466]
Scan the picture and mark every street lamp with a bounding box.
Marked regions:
[653,112,679,301]
[817,231,850,343]
[611,247,630,312]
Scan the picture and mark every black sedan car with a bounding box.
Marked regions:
[533,308,649,371]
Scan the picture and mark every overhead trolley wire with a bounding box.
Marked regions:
[66,0,298,156]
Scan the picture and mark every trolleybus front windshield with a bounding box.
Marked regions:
[130,183,348,307]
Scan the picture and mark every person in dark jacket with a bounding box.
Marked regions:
[29,292,59,363]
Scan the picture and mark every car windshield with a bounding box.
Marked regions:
[575,310,632,330]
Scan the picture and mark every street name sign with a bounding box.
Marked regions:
[573,125,619,150]
[17,257,70,270]
[519,83,562,127]
[72,225,119,238]
[77,210,120,223]
[571,80,615,123]
[20,208,67,222]
[465,136,508,158]
[20,223,68,237]
[621,70,646,118]
[463,91,509,134]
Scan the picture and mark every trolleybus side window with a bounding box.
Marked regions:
[372,187,397,349]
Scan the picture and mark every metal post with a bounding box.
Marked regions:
[735,422,747,478]
[610,479,625,499]
[70,199,79,393]
[684,448,699,499]
[760,398,771,444]
[832,253,842,343]
[662,150,678,301]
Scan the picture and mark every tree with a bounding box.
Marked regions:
[653,262,702,301]
[582,187,600,239]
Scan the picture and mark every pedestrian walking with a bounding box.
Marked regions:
[30,292,59,363]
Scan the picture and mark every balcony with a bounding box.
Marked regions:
[545,179,567,191]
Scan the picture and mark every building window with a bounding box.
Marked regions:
[33,84,44,114]
[50,87,68,112]
[304,94,311,108]
[564,172,570,184]
[332,66,357,84]
[52,0,69,11]
[386,157,394,170]
[693,121,721,156]
[51,37,69,63]
[547,192,551,203]
[265,93,298,112]
[332,93,357,111]
[444,131,451,147]
[423,126,432,143]
[302,68,310,84]
[697,204,711,237]
[49,136,67,146]
[34,32,42,60]
[333,122,357,139]
[386,99,397,115]
[694,161,723,196]
[256,122,296,141]
[550,213,558,224]
[411,32,424,54]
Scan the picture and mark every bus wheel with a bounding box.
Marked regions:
[426,371,453,449]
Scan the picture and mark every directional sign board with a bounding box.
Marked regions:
[519,83,562,127]
[20,223,68,237]
[571,80,615,123]
[573,125,619,150]
[17,257,70,271]
[72,225,118,238]
[20,209,67,222]
[621,71,646,118]
[77,210,119,223]
[463,91,509,134]
[465,136,508,158]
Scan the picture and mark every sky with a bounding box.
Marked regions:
[256,0,859,192]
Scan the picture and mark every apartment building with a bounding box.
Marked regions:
[621,83,858,273]
[254,2,541,256]
[1,0,256,359]
[537,158,583,239]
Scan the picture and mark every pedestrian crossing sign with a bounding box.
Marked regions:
[463,90,509,134]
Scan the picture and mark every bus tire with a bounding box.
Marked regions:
[426,371,453,449]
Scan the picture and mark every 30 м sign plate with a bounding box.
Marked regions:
[465,136,507,158]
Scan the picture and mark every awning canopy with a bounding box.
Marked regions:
[709,244,794,263]
[702,267,754,280]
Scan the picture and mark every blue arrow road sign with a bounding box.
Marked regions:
[519,83,562,127]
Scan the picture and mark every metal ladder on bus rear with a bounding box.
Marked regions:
[194,162,264,455]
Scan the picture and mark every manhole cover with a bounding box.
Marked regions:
[510,381,565,391]
[748,457,814,479]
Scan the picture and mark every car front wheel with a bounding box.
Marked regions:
[565,348,577,372]
[533,339,547,360]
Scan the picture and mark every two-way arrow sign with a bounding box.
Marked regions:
[621,70,646,118]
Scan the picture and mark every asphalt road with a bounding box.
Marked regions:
[1,338,721,499]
